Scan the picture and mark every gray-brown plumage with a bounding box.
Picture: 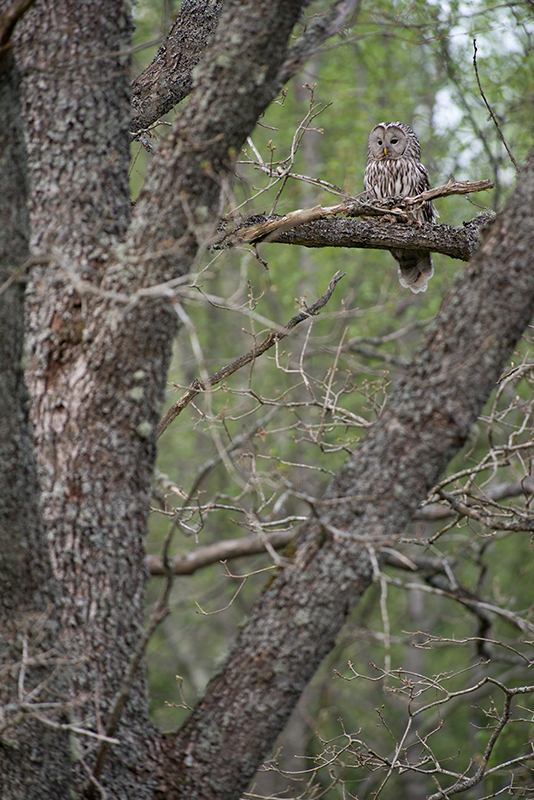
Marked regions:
[364,121,437,293]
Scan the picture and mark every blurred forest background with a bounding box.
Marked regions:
[133,1,534,797]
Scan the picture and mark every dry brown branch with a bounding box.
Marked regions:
[157,271,345,438]
[215,179,494,249]
[400,177,494,205]
[147,531,293,576]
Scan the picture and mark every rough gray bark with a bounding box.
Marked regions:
[0,21,70,800]
[13,1,161,797]
[131,0,224,134]
[159,150,534,799]
[0,20,49,617]
[130,0,358,137]
[125,0,309,280]
[3,0,310,798]
[218,212,492,261]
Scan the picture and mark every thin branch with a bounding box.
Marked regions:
[437,488,534,531]
[276,0,361,88]
[157,271,345,438]
[426,687,524,799]
[473,39,520,175]
[147,530,294,576]
[386,576,534,637]
[147,471,534,576]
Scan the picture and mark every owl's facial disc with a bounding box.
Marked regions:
[383,127,406,157]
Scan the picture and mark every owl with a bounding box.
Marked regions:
[364,122,437,293]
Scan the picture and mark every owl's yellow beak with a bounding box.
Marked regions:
[383,146,389,157]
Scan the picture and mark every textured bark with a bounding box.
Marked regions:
[14,2,161,797]
[130,0,358,136]
[160,152,534,799]
[219,212,491,261]
[0,22,70,800]
[5,1,310,798]
[0,31,49,617]
[125,0,309,283]
[131,0,224,134]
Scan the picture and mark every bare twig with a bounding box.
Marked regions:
[473,39,520,175]
[276,0,361,89]
[157,271,345,438]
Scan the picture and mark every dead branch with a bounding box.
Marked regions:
[147,531,292,576]
[400,177,494,205]
[473,39,519,176]
[157,271,345,438]
[214,179,494,251]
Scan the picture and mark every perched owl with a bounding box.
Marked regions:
[364,122,437,293]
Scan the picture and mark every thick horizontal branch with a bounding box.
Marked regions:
[267,216,487,261]
[214,180,494,260]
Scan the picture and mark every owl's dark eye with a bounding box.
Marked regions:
[377,139,383,145]
[390,138,398,144]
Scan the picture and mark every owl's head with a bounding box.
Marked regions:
[367,122,420,161]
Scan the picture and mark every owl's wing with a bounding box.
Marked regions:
[414,162,438,222]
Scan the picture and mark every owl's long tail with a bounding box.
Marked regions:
[391,250,434,294]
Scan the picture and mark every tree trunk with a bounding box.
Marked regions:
[2,0,309,797]
[0,28,69,800]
